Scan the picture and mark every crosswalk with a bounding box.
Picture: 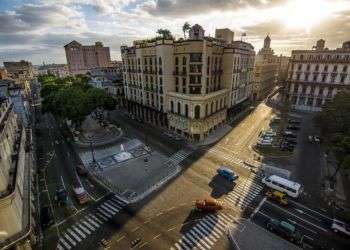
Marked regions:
[170,213,236,250]
[168,148,193,165]
[57,195,126,250]
[206,147,253,171]
[224,177,264,209]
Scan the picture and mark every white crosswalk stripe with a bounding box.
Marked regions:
[168,149,193,165]
[86,216,100,228]
[96,211,108,221]
[100,204,117,216]
[82,219,96,231]
[59,238,71,250]
[171,212,237,250]
[72,225,86,239]
[106,200,122,210]
[90,214,103,224]
[97,207,112,218]
[57,244,65,250]
[67,228,81,243]
[77,222,91,235]
[103,202,119,213]
[64,233,76,246]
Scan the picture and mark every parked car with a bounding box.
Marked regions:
[331,219,350,236]
[263,131,277,137]
[287,125,301,131]
[288,119,301,125]
[217,166,239,183]
[284,131,297,138]
[266,219,304,245]
[258,141,273,146]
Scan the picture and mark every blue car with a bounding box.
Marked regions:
[217,166,239,183]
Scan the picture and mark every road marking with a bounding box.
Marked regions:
[100,204,117,215]
[193,226,214,245]
[131,226,139,232]
[266,201,327,232]
[197,224,216,242]
[97,207,112,218]
[72,225,86,239]
[143,219,151,224]
[67,228,81,242]
[156,212,163,216]
[77,223,90,234]
[59,238,71,249]
[103,202,119,213]
[82,220,95,231]
[117,235,125,242]
[257,210,273,219]
[251,197,266,218]
[294,208,322,222]
[188,230,210,249]
[289,200,332,220]
[138,241,148,248]
[153,234,161,240]
[64,233,76,246]
[180,203,187,206]
[57,244,65,250]
[86,216,100,228]
[90,214,103,224]
[167,226,176,232]
[167,206,175,212]
[60,175,66,190]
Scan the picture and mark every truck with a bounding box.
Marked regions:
[217,166,239,183]
[195,198,223,212]
[266,219,304,245]
[73,187,90,204]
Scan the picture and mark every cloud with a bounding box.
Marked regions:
[141,0,286,17]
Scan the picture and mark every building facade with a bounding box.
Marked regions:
[37,64,69,78]
[276,55,290,84]
[121,25,254,140]
[64,41,111,75]
[0,98,33,249]
[0,68,8,79]
[252,35,278,101]
[287,39,350,111]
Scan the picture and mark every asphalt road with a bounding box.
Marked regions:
[251,198,350,249]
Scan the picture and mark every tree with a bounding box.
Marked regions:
[156,28,173,39]
[182,22,191,39]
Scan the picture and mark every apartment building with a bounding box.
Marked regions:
[64,41,111,75]
[37,63,69,78]
[121,24,254,141]
[252,35,278,101]
[287,39,350,111]
[276,55,290,84]
[0,68,8,79]
[0,98,33,249]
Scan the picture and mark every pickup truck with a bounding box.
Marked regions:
[266,219,304,245]
[195,198,223,212]
[217,166,239,183]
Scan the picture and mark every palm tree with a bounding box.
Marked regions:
[156,29,173,39]
[182,22,191,39]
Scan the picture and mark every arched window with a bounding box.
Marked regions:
[194,105,200,119]
[220,99,223,109]
[177,102,181,114]
[183,57,186,65]
[215,100,218,111]
[159,57,162,65]
[170,101,174,112]
[185,104,189,117]
[211,102,214,114]
[175,57,179,65]
[205,104,208,116]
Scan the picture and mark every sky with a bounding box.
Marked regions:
[0,0,350,66]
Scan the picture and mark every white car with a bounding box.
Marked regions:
[263,131,277,137]
[257,140,272,146]
[331,219,350,236]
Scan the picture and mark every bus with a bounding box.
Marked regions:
[262,175,302,198]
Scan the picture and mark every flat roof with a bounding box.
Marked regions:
[269,175,301,189]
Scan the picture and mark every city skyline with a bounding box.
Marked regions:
[1,0,350,65]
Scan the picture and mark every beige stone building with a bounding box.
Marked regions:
[276,55,290,84]
[121,24,254,140]
[0,68,8,80]
[0,98,33,249]
[287,39,350,111]
[64,41,111,75]
[252,35,278,101]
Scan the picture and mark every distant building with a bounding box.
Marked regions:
[3,60,34,87]
[252,35,278,101]
[37,63,69,78]
[64,41,111,75]
[0,68,8,79]
[121,24,255,141]
[0,98,33,249]
[276,55,290,84]
[286,39,350,111]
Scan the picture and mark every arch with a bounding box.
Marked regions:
[183,57,186,65]
[205,104,208,116]
[194,105,200,119]
[215,100,218,111]
[185,104,189,117]
[210,102,214,114]
[177,102,181,114]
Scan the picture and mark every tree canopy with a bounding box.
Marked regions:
[314,90,350,173]
[40,74,117,125]
[156,29,173,39]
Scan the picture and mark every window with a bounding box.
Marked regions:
[185,104,188,117]
[343,65,348,72]
[306,64,310,71]
[340,75,346,83]
[175,57,179,65]
[183,57,187,65]
[190,53,202,62]
[177,102,181,114]
[194,105,200,119]
[333,65,338,72]
[175,77,179,85]
[182,78,186,86]
[170,101,174,112]
[298,64,302,70]
[205,104,208,116]
[324,65,328,72]
[315,64,319,71]
[159,57,162,65]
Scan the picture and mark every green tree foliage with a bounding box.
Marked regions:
[156,28,173,39]
[314,90,350,176]
[39,74,116,125]
[182,22,191,39]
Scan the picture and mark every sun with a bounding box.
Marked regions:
[278,0,332,31]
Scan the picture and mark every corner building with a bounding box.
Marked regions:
[121,25,255,141]
[287,39,350,111]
